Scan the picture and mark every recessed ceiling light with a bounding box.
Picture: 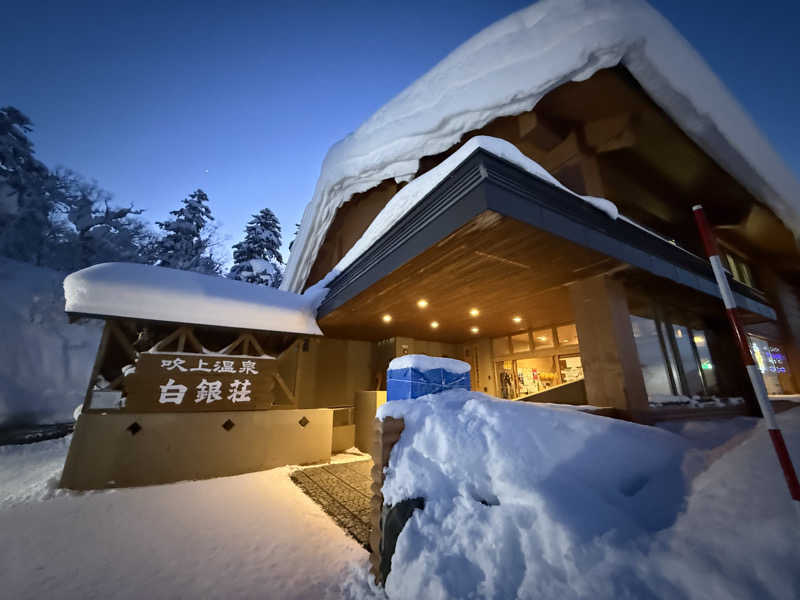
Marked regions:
[537,336,547,342]
[417,299,429,308]
[512,316,522,323]
[430,321,439,329]
[470,326,479,334]
[469,308,480,317]
[382,314,392,323]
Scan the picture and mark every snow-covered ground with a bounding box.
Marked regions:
[0,442,366,599]
[1,398,798,599]
[0,258,101,427]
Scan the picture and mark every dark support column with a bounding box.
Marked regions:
[760,269,800,394]
[569,276,649,420]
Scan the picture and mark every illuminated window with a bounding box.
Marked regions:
[511,333,531,353]
[532,328,553,349]
[556,324,578,346]
[492,336,510,356]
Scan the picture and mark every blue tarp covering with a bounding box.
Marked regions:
[387,355,470,401]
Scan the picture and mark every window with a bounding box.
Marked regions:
[631,311,721,404]
[749,336,789,395]
[492,336,510,356]
[511,333,531,353]
[532,328,553,349]
[630,315,673,396]
[724,252,756,288]
[556,324,578,346]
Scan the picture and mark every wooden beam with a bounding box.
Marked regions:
[148,326,184,352]
[583,114,636,153]
[83,322,112,411]
[542,131,581,172]
[517,111,562,150]
[108,320,138,360]
[273,372,296,407]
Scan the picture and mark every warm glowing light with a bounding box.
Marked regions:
[675,329,683,338]
[417,299,429,308]
[561,338,569,343]
[430,321,439,329]
[382,314,392,323]
[537,336,547,342]
[693,335,705,345]
[512,316,522,323]
[469,308,480,317]
[470,326,479,334]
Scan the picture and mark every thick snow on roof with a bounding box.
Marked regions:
[64,263,323,335]
[283,0,800,293]
[308,136,617,293]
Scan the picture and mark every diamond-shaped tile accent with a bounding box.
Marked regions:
[298,416,310,428]
[126,421,142,436]
[222,419,235,431]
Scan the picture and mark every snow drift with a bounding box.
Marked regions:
[0,258,101,427]
[284,0,800,292]
[374,392,800,599]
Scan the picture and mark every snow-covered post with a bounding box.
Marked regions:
[693,204,800,506]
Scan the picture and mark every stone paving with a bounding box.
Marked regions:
[290,458,373,549]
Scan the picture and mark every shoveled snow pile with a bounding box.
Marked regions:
[65,262,323,336]
[284,0,800,292]
[364,392,800,600]
[308,136,617,291]
[0,258,101,427]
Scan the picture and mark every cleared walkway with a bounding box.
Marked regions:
[291,459,373,549]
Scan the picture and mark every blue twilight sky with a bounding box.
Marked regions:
[3,0,799,266]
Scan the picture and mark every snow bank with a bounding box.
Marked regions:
[0,258,101,426]
[284,0,800,292]
[372,392,800,599]
[64,262,323,336]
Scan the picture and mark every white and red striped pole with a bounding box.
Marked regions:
[693,204,800,506]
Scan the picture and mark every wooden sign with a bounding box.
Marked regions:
[123,353,279,412]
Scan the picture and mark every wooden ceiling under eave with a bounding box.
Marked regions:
[317,211,621,343]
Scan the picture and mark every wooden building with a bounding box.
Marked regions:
[62,0,800,488]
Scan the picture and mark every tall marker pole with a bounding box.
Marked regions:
[693,204,800,506]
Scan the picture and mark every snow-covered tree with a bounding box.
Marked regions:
[229,208,283,287]
[153,189,222,275]
[52,169,153,269]
[0,106,61,265]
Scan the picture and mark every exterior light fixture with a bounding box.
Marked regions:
[470,326,479,334]
[417,299,429,308]
[469,308,480,317]
[382,314,392,323]
[512,316,522,323]
[537,336,547,342]
[561,338,569,343]
[430,321,439,329]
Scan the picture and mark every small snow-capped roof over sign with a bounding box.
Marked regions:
[64,262,323,336]
[282,0,800,293]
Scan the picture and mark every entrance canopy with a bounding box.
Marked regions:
[64,262,323,336]
[317,144,775,342]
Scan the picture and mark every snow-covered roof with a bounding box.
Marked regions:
[308,135,618,293]
[64,263,323,335]
[283,0,800,293]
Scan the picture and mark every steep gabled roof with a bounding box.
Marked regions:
[283,0,800,293]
